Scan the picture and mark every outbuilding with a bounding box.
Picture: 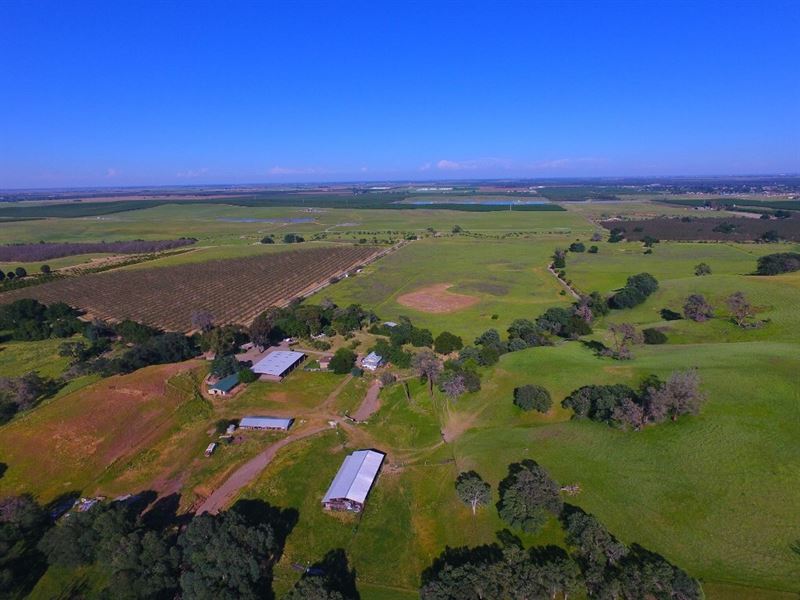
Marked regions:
[208,373,240,396]
[322,449,385,512]
[252,350,305,381]
[361,352,383,371]
[239,416,294,431]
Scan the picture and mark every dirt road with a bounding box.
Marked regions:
[195,374,354,514]
[352,380,382,422]
[196,423,329,514]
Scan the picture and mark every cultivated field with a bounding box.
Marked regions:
[0,245,383,330]
[1,200,799,598]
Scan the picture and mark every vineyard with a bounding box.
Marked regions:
[0,245,385,331]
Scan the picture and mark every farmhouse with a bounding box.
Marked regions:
[361,352,383,371]
[253,350,305,381]
[322,449,385,512]
[319,356,331,370]
[208,373,239,396]
[239,416,294,431]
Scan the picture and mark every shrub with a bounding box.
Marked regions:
[588,245,599,254]
[609,273,658,309]
[568,242,585,252]
[260,235,275,244]
[210,354,239,378]
[283,233,305,244]
[40,264,51,274]
[434,331,463,355]
[513,385,552,413]
[642,328,668,344]
[660,308,682,321]
[237,368,258,383]
[329,348,356,374]
[683,294,714,322]
[694,263,712,276]
[756,252,800,275]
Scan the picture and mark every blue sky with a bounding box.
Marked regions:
[1,0,798,188]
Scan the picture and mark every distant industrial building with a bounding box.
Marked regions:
[208,373,240,396]
[322,449,385,512]
[253,350,305,381]
[361,352,383,371]
[238,416,294,431]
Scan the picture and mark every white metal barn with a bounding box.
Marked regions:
[238,416,294,431]
[322,449,385,512]
[252,350,305,381]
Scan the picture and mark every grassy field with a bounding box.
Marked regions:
[231,338,799,597]
[308,236,578,340]
[1,202,799,597]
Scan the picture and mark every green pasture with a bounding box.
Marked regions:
[565,241,800,344]
[0,202,591,246]
[0,336,73,378]
[2,202,800,597]
[308,237,577,340]
[240,339,800,596]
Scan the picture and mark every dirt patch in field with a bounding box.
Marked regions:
[397,283,479,314]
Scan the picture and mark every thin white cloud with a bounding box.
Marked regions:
[105,168,118,178]
[176,168,209,178]
[527,157,605,170]
[433,157,511,171]
[268,165,329,176]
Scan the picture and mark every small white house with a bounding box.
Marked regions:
[361,352,383,371]
[204,442,217,457]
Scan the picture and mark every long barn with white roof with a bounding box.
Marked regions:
[252,350,305,381]
[322,449,385,512]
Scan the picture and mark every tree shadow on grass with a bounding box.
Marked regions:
[141,492,193,529]
[231,498,299,559]
[580,339,608,357]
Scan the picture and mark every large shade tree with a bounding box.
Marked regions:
[497,460,562,534]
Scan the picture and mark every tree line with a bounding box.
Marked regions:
[424,461,702,599]
[0,494,358,600]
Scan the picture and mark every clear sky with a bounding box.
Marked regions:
[1,0,798,188]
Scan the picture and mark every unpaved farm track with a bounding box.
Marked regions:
[351,380,382,422]
[196,374,355,514]
[196,423,329,514]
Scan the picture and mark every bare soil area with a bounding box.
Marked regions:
[397,283,479,313]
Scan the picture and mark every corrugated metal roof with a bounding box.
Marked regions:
[253,350,305,376]
[209,373,239,392]
[322,450,385,504]
[362,352,383,367]
[239,416,294,430]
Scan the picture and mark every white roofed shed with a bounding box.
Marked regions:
[239,416,294,431]
[322,449,385,512]
[252,350,305,380]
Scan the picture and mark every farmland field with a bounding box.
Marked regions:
[1,198,799,599]
[0,245,384,330]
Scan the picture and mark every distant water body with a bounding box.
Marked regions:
[217,217,315,223]
[405,199,550,205]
